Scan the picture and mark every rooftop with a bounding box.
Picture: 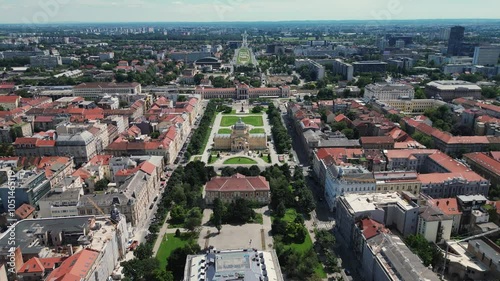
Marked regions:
[464,152,500,177]
[430,198,462,215]
[341,192,417,214]
[367,234,440,281]
[206,174,270,193]
[184,249,283,281]
[427,80,481,91]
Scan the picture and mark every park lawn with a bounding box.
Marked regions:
[237,48,251,65]
[208,154,218,164]
[220,116,264,127]
[218,128,232,134]
[156,233,191,269]
[260,155,271,163]
[223,157,257,165]
[249,128,265,134]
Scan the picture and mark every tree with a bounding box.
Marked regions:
[175,229,181,237]
[414,87,426,99]
[341,128,355,139]
[150,131,160,139]
[194,73,204,85]
[169,205,186,224]
[167,243,201,280]
[405,234,442,267]
[276,202,286,218]
[225,198,256,224]
[94,178,110,191]
[252,105,264,113]
[212,198,224,233]
[221,167,237,177]
[122,258,159,280]
[184,207,202,232]
[149,269,174,281]
[134,243,153,260]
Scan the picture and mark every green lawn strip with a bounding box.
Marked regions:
[220,116,263,127]
[156,233,191,269]
[218,128,232,134]
[223,157,257,165]
[259,155,271,163]
[249,128,265,134]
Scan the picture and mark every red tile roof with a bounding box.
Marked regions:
[428,152,470,173]
[206,174,270,192]
[357,218,389,240]
[88,155,112,166]
[430,198,462,215]
[0,82,15,89]
[140,161,156,175]
[0,95,19,103]
[19,257,45,273]
[15,203,35,220]
[464,152,500,177]
[45,249,99,281]
[360,136,395,145]
[417,172,486,184]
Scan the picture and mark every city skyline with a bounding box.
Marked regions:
[1,0,499,24]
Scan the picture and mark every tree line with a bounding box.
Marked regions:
[266,103,291,154]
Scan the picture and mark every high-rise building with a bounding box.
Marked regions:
[473,46,500,66]
[447,26,465,56]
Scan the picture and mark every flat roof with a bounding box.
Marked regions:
[342,192,417,213]
[185,249,283,281]
[427,80,481,91]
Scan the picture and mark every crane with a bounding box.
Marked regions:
[85,196,125,259]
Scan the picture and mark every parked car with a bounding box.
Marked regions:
[128,240,139,251]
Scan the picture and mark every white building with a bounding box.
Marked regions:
[332,59,354,81]
[324,164,376,211]
[336,192,420,245]
[473,46,500,66]
[417,205,453,243]
[184,249,284,281]
[364,83,415,101]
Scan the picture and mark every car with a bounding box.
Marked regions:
[344,269,351,276]
[149,203,154,210]
[128,240,139,251]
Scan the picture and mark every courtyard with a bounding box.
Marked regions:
[198,208,273,251]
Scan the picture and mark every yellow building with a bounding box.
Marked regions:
[213,118,267,151]
[374,171,421,195]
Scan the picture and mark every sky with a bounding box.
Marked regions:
[0,0,499,24]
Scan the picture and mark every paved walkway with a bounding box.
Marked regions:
[152,212,170,256]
